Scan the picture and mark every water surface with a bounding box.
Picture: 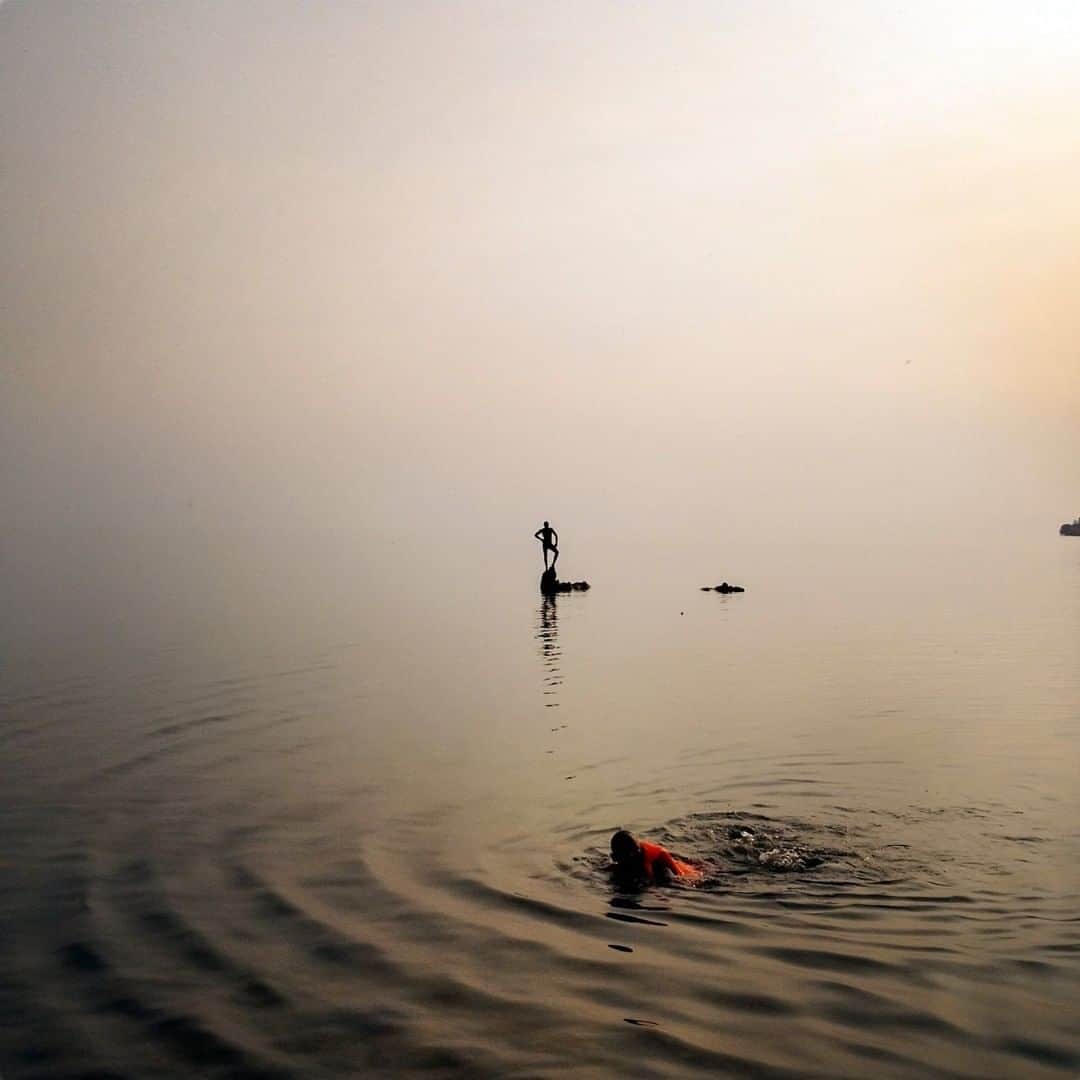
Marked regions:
[1,535,1078,1077]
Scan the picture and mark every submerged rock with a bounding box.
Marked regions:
[703,582,745,593]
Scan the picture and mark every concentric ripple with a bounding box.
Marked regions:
[2,561,1079,1078]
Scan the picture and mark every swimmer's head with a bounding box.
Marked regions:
[610,830,640,864]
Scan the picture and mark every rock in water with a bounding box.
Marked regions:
[540,570,591,595]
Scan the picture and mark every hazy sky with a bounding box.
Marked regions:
[3,2,1080,633]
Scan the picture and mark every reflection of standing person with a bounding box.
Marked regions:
[538,597,558,664]
[534,521,559,570]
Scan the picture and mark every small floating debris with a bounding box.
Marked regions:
[608,944,634,953]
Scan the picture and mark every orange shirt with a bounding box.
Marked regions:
[639,840,700,882]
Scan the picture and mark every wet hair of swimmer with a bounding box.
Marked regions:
[610,830,641,865]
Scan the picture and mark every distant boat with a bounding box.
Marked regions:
[1060,517,1080,536]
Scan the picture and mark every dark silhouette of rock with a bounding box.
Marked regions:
[707,582,745,593]
[540,569,590,595]
[1060,518,1080,536]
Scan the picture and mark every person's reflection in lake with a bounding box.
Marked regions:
[535,596,562,707]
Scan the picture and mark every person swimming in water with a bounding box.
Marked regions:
[610,830,701,885]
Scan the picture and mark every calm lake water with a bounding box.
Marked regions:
[2,533,1078,1078]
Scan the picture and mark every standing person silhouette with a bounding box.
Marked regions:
[534,521,559,571]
